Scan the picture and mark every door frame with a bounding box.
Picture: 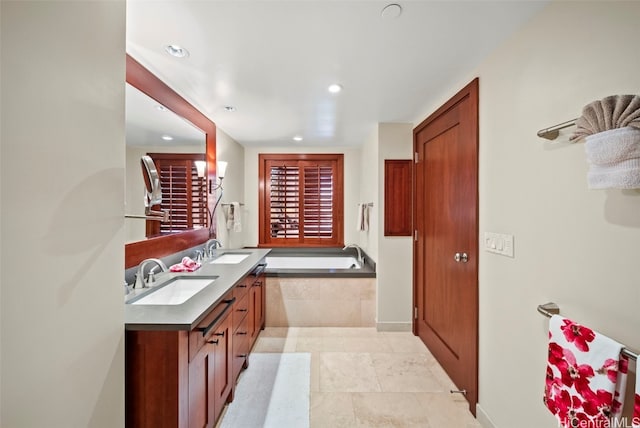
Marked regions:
[412,78,479,413]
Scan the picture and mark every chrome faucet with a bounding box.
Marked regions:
[343,244,364,265]
[134,258,168,289]
[204,239,222,258]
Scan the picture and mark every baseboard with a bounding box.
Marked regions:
[376,322,412,332]
[476,403,497,428]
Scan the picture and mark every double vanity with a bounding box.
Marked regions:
[125,248,270,428]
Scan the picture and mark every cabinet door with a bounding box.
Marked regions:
[188,342,215,428]
[212,313,233,422]
[248,279,264,348]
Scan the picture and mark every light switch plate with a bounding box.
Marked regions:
[484,232,514,258]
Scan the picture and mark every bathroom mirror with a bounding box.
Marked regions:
[125,82,205,242]
[125,54,217,269]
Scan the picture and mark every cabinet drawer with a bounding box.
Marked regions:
[232,292,249,332]
[189,292,234,361]
[232,318,250,381]
[233,278,250,300]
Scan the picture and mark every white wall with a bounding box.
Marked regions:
[215,128,246,249]
[412,2,640,427]
[1,2,125,427]
[358,127,379,261]
[376,123,413,330]
[244,145,361,247]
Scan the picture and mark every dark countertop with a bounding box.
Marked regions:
[264,247,376,278]
[124,248,271,331]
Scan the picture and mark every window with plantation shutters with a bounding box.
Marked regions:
[259,154,344,247]
[145,153,208,237]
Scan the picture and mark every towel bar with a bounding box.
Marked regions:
[537,119,578,140]
[537,302,637,362]
[221,203,244,206]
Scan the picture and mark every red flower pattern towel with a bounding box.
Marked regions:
[169,256,201,272]
[634,376,640,428]
[544,315,628,428]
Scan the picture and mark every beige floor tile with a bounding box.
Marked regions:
[258,327,295,338]
[296,337,327,353]
[310,351,320,392]
[416,393,481,427]
[340,337,394,353]
[351,392,433,427]
[322,327,380,337]
[319,353,382,392]
[310,392,356,428]
[384,334,431,353]
[296,327,330,337]
[371,353,447,392]
[251,336,297,353]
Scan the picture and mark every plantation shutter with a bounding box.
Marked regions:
[146,154,207,237]
[261,154,343,246]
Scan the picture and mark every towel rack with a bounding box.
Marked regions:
[537,302,637,362]
[221,203,244,206]
[537,118,579,140]
[361,202,374,207]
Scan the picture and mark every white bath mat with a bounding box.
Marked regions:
[219,353,311,428]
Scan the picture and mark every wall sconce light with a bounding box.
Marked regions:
[194,160,206,178]
[209,160,228,193]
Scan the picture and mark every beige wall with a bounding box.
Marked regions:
[376,123,413,329]
[215,128,246,249]
[244,145,361,247]
[358,127,379,261]
[411,2,640,427]
[1,2,126,427]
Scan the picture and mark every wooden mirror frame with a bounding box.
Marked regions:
[125,54,217,269]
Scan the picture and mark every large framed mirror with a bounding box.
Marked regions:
[124,55,217,269]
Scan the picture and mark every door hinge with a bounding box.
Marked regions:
[414,152,419,163]
[414,306,418,319]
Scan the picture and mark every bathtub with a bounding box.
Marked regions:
[263,248,375,278]
[263,248,376,327]
[265,256,361,270]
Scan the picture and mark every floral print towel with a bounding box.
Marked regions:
[634,377,640,428]
[544,315,627,428]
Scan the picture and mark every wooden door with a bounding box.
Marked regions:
[413,78,479,415]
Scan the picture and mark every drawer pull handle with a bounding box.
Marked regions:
[237,332,247,335]
[238,309,248,312]
[214,332,225,337]
[237,284,247,288]
[207,339,219,345]
[198,297,236,337]
[238,354,247,358]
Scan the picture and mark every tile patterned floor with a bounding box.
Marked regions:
[251,327,482,428]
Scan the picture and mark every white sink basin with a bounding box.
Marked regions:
[130,277,216,305]
[209,253,250,264]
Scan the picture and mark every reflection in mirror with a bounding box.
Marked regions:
[125,83,205,243]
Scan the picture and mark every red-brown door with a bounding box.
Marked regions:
[413,78,479,415]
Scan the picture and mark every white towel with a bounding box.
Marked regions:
[229,202,241,232]
[585,127,640,189]
[544,315,628,427]
[357,204,365,231]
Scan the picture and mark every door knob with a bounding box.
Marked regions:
[454,252,468,263]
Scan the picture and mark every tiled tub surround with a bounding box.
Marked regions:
[266,277,376,327]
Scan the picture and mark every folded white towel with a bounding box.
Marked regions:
[584,127,640,189]
[225,204,234,231]
[231,202,242,232]
[357,204,365,231]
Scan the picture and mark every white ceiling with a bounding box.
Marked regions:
[126,0,548,148]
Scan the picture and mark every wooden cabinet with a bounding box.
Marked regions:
[125,263,267,428]
[126,294,234,428]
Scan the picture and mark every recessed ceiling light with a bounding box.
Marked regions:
[381,3,403,20]
[223,106,237,112]
[156,105,168,112]
[293,135,303,142]
[328,84,343,94]
[161,134,174,141]
[164,44,189,58]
